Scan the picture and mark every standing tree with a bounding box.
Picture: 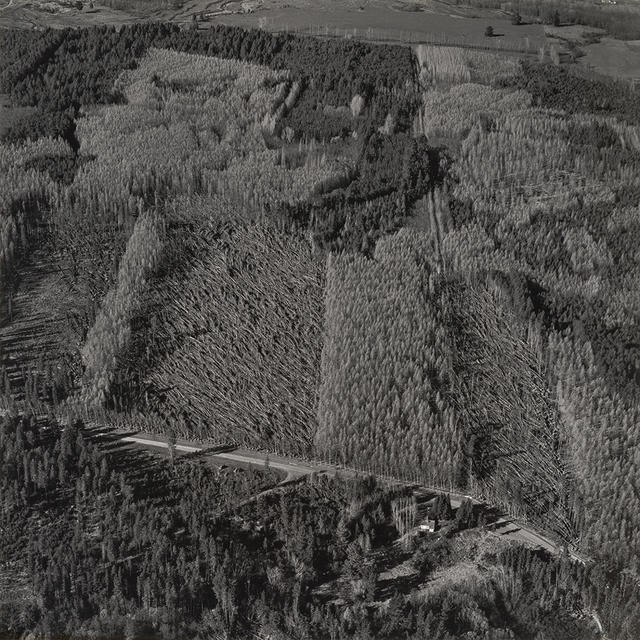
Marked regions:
[456,499,476,531]
[391,496,417,537]
[344,540,366,580]
[432,493,454,521]
[361,563,378,602]
[485,26,494,37]
[166,428,176,468]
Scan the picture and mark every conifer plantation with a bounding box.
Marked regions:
[1,19,640,640]
[316,230,459,486]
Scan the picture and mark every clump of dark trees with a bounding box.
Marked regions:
[272,133,446,252]
[497,60,640,125]
[1,23,417,148]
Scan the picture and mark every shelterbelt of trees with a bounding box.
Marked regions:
[2,21,640,639]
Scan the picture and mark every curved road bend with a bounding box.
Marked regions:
[113,430,587,564]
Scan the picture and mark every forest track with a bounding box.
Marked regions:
[0,399,591,567]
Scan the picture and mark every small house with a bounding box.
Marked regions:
[418,516,438,533]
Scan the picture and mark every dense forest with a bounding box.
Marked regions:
[2,19,640,639]
[1,412,639,639]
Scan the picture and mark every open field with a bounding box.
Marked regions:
[216,0,546,50]
[463,0,640,40]
[0,0,546,49]
[0,0,140,28]
[2,0,639,87]
[580,36,640,83]
[4,0,638,84]
[544,23,640,83]
[5,0,637,84]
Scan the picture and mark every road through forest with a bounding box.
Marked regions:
[0,235,586,574]
[0,252,587,568]
[112,429,587,563]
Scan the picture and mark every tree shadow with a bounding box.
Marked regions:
[376,569,423,599]
[479,504,509,527]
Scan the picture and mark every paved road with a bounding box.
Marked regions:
[2,414,585,563]
[115,431,587,563]
[119,434,315,479]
